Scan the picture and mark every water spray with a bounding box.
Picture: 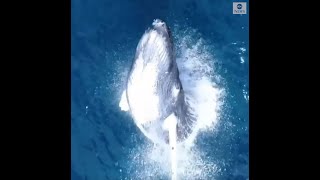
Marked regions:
[163,114,178,180]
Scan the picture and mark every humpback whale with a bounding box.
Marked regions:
[120,19,196,145]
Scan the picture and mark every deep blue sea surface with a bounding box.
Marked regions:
[71,0,249,179]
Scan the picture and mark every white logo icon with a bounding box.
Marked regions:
[233,2,247,14]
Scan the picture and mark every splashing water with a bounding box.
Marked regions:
[119,26,224,180]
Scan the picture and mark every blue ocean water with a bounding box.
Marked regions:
[71,0,249,179]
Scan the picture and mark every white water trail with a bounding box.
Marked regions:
[163,113,178,180]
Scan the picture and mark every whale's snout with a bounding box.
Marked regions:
[152,19,166,29]
[152,19,172,39]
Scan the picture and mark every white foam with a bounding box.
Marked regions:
[239,47,246,52]
[240,56,245,63]
[243,89,249,102]
[127,142,219,180]
[175,35,223,146]
[85,105,88,115]
[119,90,130,111]
[167,115,178,180]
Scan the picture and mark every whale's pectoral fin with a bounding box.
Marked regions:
[173,92,196,141]
[119,90,130,111]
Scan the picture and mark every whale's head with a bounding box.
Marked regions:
[134,19,175,67]
[152,19,172,41]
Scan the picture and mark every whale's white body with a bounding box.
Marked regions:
[120,19,195,145]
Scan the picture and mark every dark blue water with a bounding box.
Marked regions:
[71,0,249,179]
